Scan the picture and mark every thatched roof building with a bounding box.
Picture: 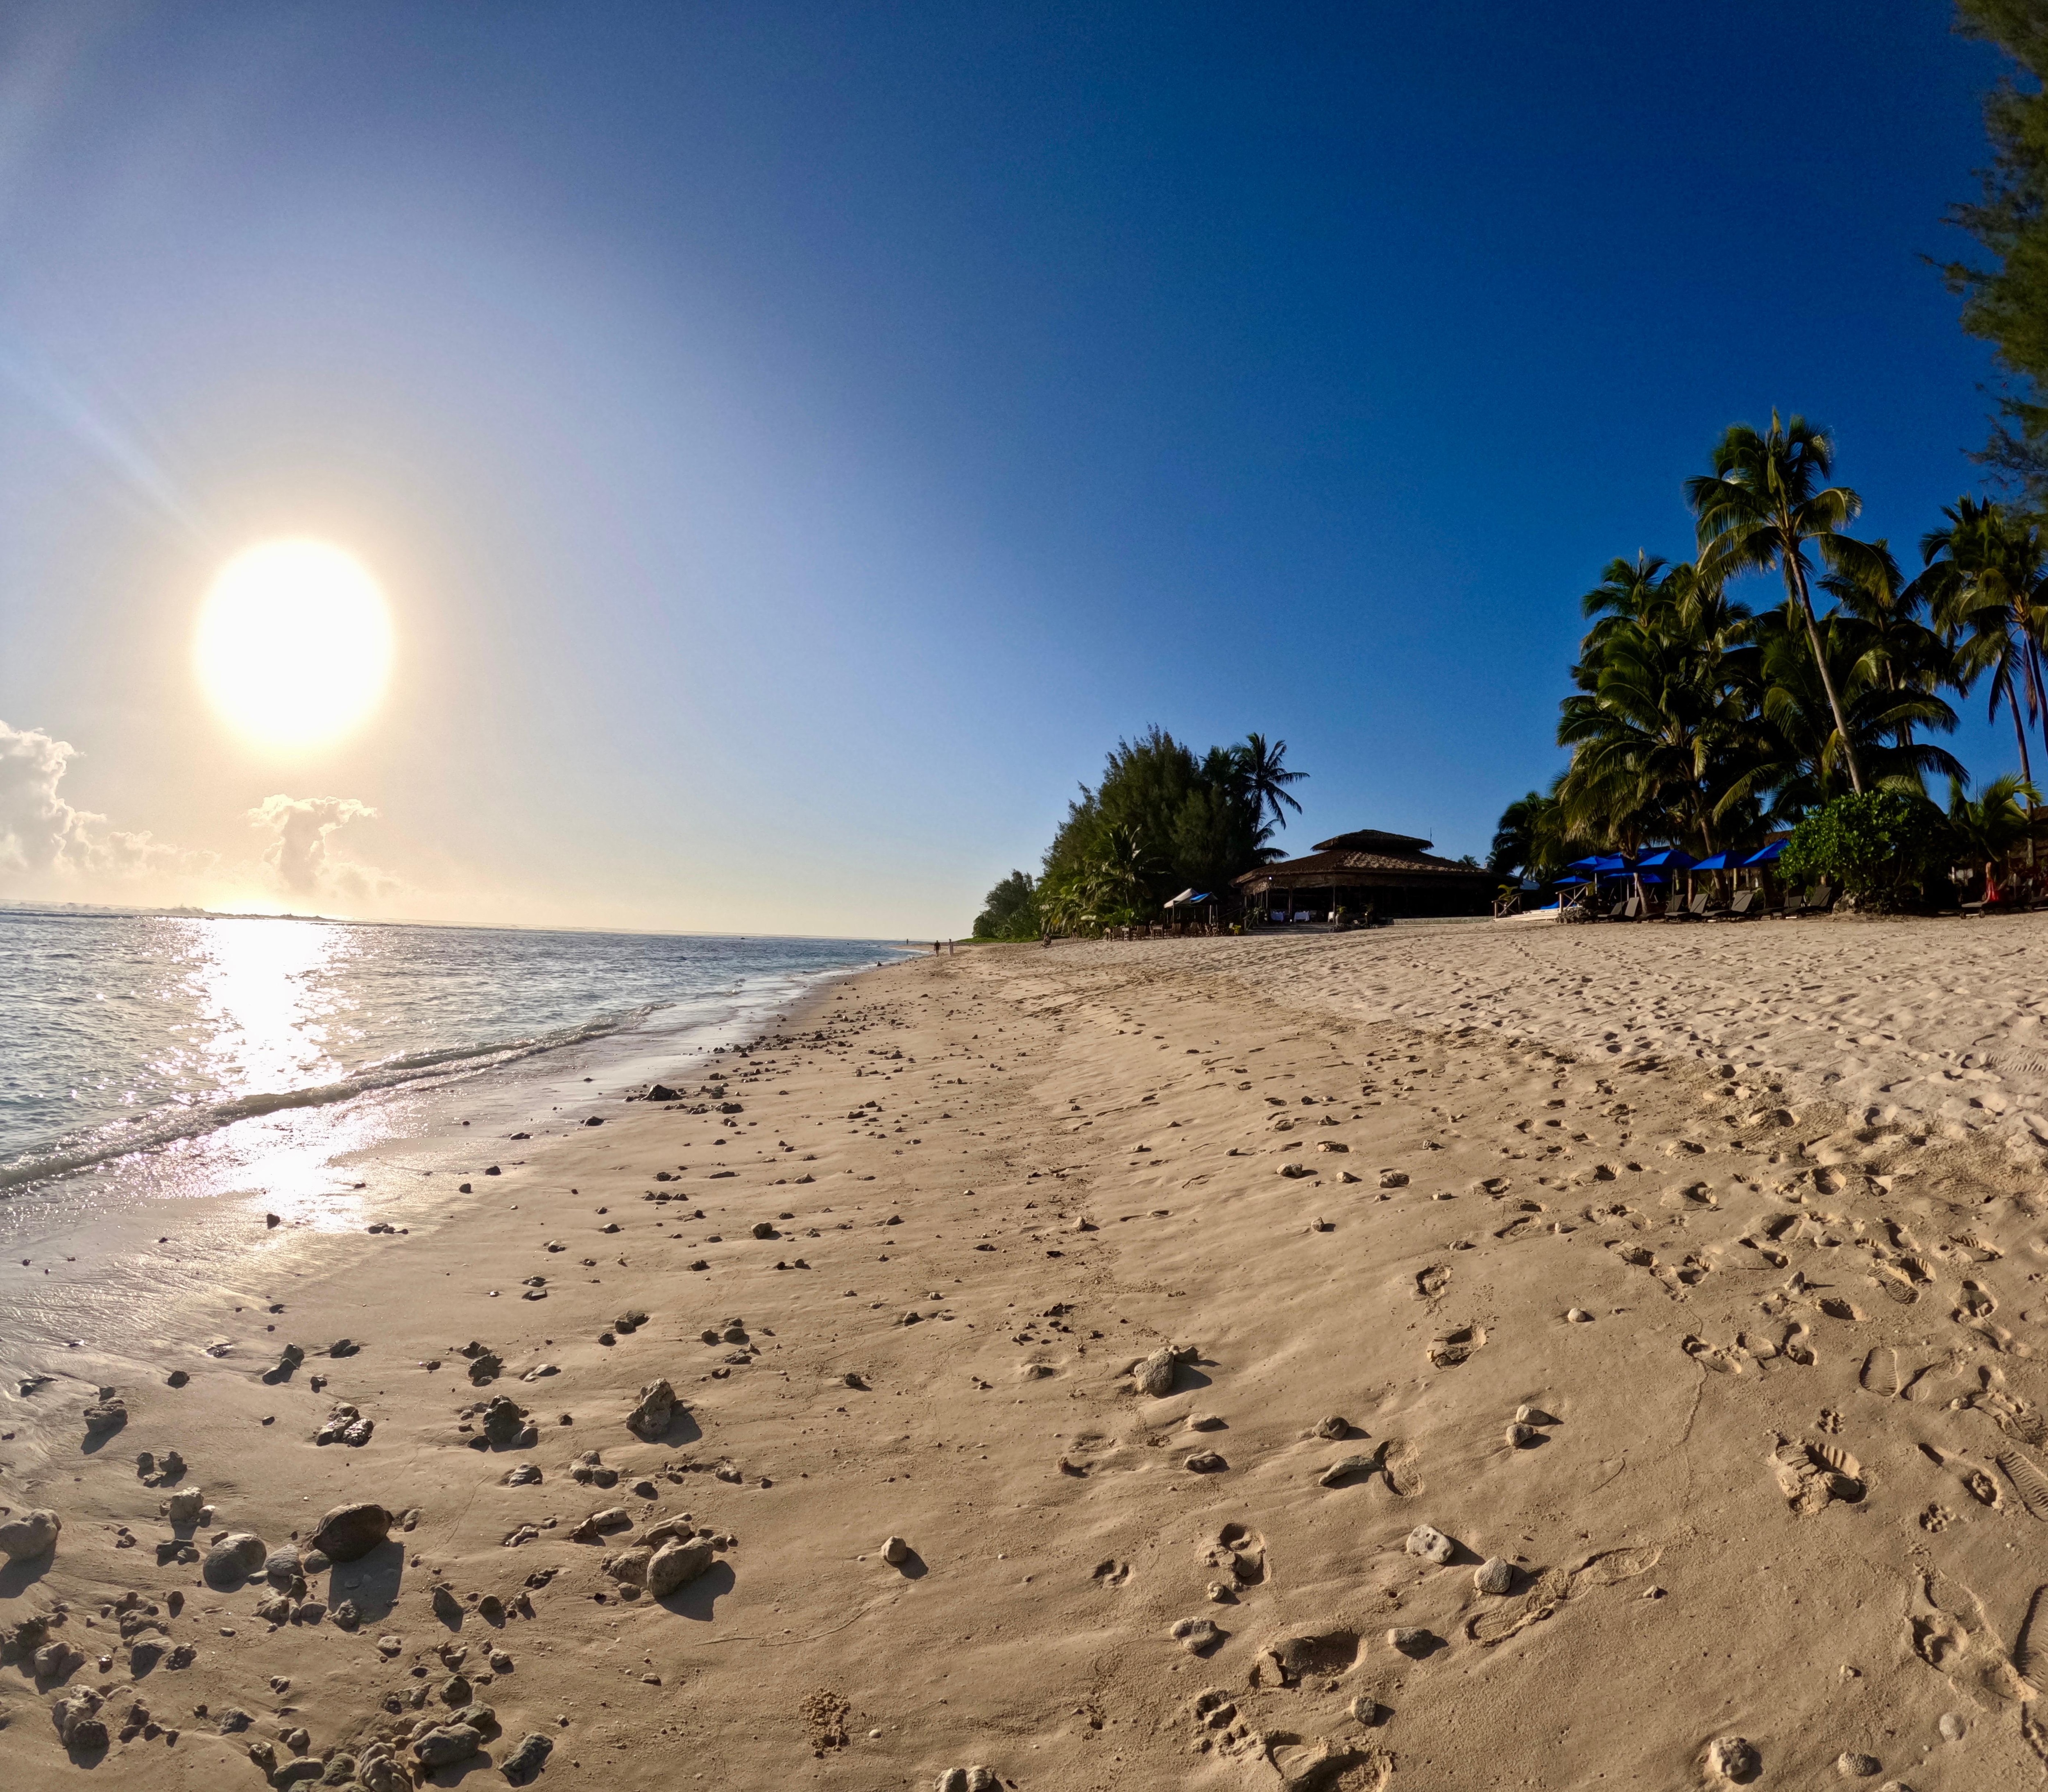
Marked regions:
[1234,828,1492,919]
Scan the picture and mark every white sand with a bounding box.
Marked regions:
[5,914,2048,1789]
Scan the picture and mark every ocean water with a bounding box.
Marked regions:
[0,906,908,1232]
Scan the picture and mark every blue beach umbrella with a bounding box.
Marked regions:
[1741,840,1786,866]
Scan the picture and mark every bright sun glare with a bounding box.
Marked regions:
[195,540,393,748]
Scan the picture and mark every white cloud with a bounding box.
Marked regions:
[247,793,398,901]
[0,719,198,880]
[0,718,401,910]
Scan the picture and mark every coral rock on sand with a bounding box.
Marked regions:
[309,1502,391,1563]
[625,1378,680,1440]
[51,1688,107,1751]
[1474,1557,1515,1595]
[1171,1617,1225,1654]
[411,1724,482,1767]
[603,1547,652,1587]
[502,1732,554,1785]
[164,1488,204,1526]
[1405,1525,1456,1565]
[647,1538,716,1597]
[1133,1344,1195,1398]
[480,1395,535,1448]
[202,1533,268,1587]
[881,1535,911,1564]
[935,1770,999,1792]
[0,1507,60,1561]
[82,1392,127,1434]
[1319,1453,1379,1488]
[1706,1735,1759,1780]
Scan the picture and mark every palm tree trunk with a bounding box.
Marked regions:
[1786,551,1864,793]
[2007,673,2037,868]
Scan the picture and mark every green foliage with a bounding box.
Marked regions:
[1488,783,1595,884]
[972,870,1039,941]
[1947,772,2040,861]
[1778,791,1948,907]
[1946,1,2048,498]
[1004,727,1303,936]
[1548,418,1981,865]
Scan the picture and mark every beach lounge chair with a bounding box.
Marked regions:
[1792,883,1837,918]
[1708,889,1756,921]
[1621,895,1642,920]
[1602,895,1629,921]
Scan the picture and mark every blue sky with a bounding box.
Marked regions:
[0,2,2019,931]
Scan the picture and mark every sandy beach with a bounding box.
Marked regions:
[8,915,2048,1790]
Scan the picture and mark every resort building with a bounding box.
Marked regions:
[1234,827,1493,921]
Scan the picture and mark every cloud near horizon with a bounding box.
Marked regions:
[0,717,397,907]
[0,719,204,881]
[247,793,399,902]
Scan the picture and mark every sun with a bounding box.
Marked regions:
[195,540,393,748]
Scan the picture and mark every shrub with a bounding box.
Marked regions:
[1778,791,1946,910]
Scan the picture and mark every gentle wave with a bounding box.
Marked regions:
[0,996,680,1192]
[0,910,911,1201]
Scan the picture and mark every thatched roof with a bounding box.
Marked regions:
[1311,828,1434,854]
[1235,834,1488,891]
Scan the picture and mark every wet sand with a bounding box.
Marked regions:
[7,918,2048,1789]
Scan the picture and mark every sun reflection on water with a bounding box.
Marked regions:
[185,918,353,1100]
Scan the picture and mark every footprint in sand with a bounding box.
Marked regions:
[1955,1282,2033,1356]
[2014,1584,2048,1687]
[1768,1434,1865,1514]
[1379,1439,1422,1497]
[1681,1335,1749,1375]
[1605,1240,1682,1298]
[1415,1265,1449,1301]
[1964,1369,2048,1444]
[1201,1522,1267,1588]
[1250,1628,1360,1688]
[1427,1325,1485,1368]
[1492,1201,1548,1241]
[1463,1543,1661,1647]
[1908,1569,2032,1708]
[1917,1442,2005,1511]
[1996,1444,2048,1520]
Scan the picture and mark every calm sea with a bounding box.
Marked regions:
[0,907,909,1228]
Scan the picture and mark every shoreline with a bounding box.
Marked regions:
[2,924,2046,1787]
[0,952,901,1398]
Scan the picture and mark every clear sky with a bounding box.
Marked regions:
[0,2,2018,934]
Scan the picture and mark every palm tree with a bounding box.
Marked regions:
[1913,497,2048,796]
[1238,734,1305,834]
[1557,555,1757,856]
[1687,412,1871,793]
[1946,772,2038,866]
[1819,539,1956,745]
[1717,612,1964,826]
